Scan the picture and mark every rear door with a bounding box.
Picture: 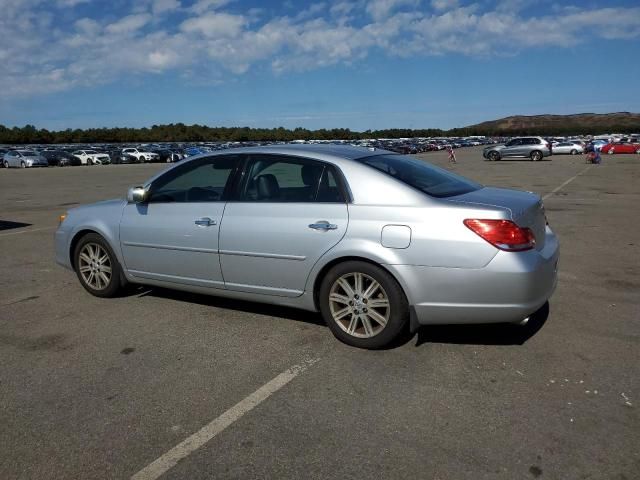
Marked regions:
[119,154,242,288]
[219,154,349,297]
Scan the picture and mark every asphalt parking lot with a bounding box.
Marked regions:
[1,146,638,480]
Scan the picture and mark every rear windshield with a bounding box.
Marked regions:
[357,154,482,198]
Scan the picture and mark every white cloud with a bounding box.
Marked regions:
[431,0,458,11]
[152,0,181,14]
[1,1,640,98]
[180,12,246,38]
[189,0,234,14]
[105,13,152,34]
[366,0,418,21]
[56,0,90,7]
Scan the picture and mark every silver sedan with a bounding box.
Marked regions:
[553,142,584,155]
[55,145,559,349]
[3,149,49,168]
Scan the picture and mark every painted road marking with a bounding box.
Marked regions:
[0,226,56,237]
[131,357,321,480]
[542,165,592,200]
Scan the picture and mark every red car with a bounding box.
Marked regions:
[600,142,640,155]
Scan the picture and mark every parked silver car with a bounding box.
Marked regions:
[55,145,559,348]
[483,137,551,161]
[3,149,49,168]
[553,142,584,155]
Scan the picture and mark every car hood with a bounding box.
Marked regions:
[70,198,126,215]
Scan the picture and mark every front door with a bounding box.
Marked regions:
[219,154,349,297]
[119,154,241,289]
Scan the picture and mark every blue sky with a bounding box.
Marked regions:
[1,0,639,130]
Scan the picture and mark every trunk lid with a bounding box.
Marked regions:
[448,187,547,250]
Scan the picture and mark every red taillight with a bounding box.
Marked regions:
[463,219,536,251]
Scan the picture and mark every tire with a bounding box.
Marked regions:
[3,160,9,168]
[488,151,500,161]
[636,149,640,155]
[608,149,614,155]
[319,261,408,349]
[20,161,26,168]
[530,150,543,162]
[139,156,145,163]
[73,233,124,298]
[570,149,578,155]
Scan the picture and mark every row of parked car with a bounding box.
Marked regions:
[2,136,639,168]
[0,145,190,168]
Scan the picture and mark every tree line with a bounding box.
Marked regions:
[0,122,636,144]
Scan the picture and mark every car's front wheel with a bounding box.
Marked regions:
[488,151,500,161]
[570,149,578,155]
[319,261,408,349]
[74,233,124,298]
[608,149,615,155]
[3,160,9,168]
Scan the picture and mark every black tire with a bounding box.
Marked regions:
[73,233,124,298]
[570,149,578,155]
[530,150,542,161]
[488,151,500,161]
[20,161,26,168]
[319,261,409,349]
[3,160,9,168]
[139,156,145,163]
[608,149,614,155]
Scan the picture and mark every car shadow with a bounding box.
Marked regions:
[0,220,32,231]
[126,286,550,348]
[414,302,550,347]
[129,286,326,327]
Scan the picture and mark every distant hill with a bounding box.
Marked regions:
[462,112,640,135]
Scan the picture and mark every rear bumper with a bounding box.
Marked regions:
[387,227,559,325]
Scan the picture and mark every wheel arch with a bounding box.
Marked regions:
[310,255,408,312]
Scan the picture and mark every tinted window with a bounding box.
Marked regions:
[357,154,481,198]
[148,155,239,203]
[505,139,521,146]
[240,154,344,203]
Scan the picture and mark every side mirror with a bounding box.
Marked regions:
[127,186,148,203]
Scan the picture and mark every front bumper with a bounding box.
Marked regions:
[387,227,559,325]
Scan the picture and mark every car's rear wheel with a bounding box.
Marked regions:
[530,151,543,162]
[319,261,408,349]
[608,149,615,155]
[636,149,640,155]
[74,233,123,298]
[570,149,578,155]
[20,161,26,168]
[3,160,9,168]
[488,151,500,161]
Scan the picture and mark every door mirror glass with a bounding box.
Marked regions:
[127,186,147,203]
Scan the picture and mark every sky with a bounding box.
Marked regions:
[1,0,639,131]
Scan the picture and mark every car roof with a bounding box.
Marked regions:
[209,144,391,164]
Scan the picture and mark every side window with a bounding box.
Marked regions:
[240,154,344,203]
[148,155,239,203]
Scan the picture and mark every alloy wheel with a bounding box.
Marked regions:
[328,272,390,338]
[78,243,112,290]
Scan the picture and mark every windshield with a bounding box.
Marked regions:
[357,154,482,198]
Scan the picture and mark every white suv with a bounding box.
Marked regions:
[122,148,159,162]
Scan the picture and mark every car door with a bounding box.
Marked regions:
[502,138,522,157]
[119,154,242,289]
[219,154,349,297]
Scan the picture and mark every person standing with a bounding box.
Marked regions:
[446,145,457,164]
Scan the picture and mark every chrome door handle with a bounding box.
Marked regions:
[195,217,217,227]
[309,221,338,231]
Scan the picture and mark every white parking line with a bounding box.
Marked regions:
[130,357,320,480]
[542,165,592,200]
[0,226,56,237]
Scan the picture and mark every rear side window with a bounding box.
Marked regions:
[357,154,482,198]
[239,154,345,203]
